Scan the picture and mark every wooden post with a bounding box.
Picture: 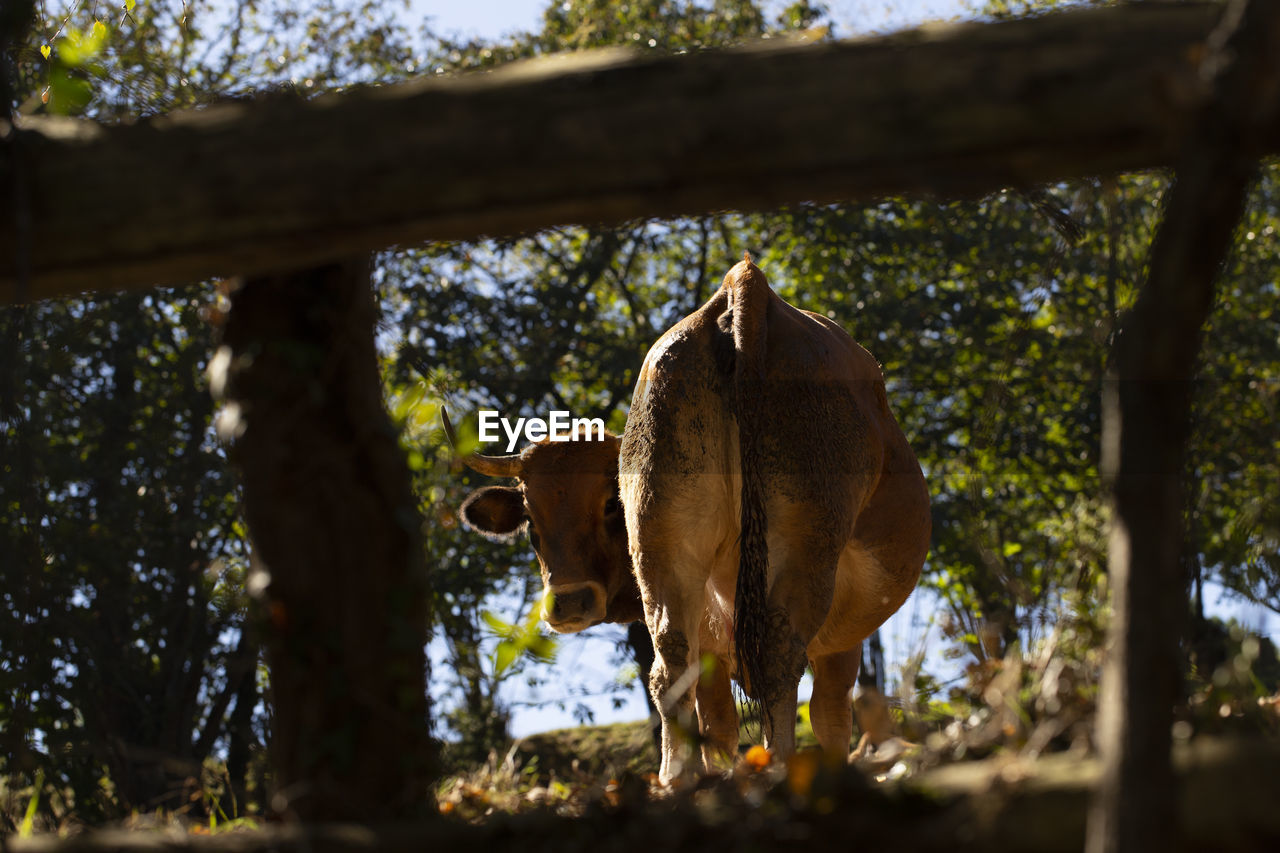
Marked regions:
[1087,2,1280,850]
[214,259,435,820]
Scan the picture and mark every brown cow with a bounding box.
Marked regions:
[457,254,929,782]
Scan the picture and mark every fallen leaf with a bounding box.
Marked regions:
[744,745,771,770]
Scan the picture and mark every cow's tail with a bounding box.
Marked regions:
[728,252,773,732]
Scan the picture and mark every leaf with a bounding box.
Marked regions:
[59,29,91,65]
[40,44,51,60]
[744,745,771,771]
[125,0,137,10]
[527,636,557,662]
[480,610,512,634]
[47,68,92,114]
[92,20,107,41]
[494,640,517,676]
[19,769,43,838]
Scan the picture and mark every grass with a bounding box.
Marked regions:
[437,720,658,819]
[18,770,43,839]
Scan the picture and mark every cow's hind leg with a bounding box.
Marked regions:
[696,650,738,771]
[809,646,860,757]
[634,542,715,784]
[757,607,809,759]
[756,522,844,761]
[649,626,696,783]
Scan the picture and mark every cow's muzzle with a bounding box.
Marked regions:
[543,582,606,633]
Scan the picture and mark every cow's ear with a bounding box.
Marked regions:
[459,486,525,541]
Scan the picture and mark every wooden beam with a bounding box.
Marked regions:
[0,2,1261,303]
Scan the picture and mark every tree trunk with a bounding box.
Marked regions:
[215,258,435,821]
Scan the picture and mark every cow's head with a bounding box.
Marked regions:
[454,426,640,633]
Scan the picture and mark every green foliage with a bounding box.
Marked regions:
[4,0,386,819]
[483,608,558,677]
[0,290,258,821]
[887,596,1107,772]
[15,0,420,118]
[1188,184,1280,613]
[1186,618,1280,738]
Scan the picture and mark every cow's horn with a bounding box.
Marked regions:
[462,451,523,478]
[440,407,524,479]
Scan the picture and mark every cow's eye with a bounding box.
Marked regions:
[604,496,622,517]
